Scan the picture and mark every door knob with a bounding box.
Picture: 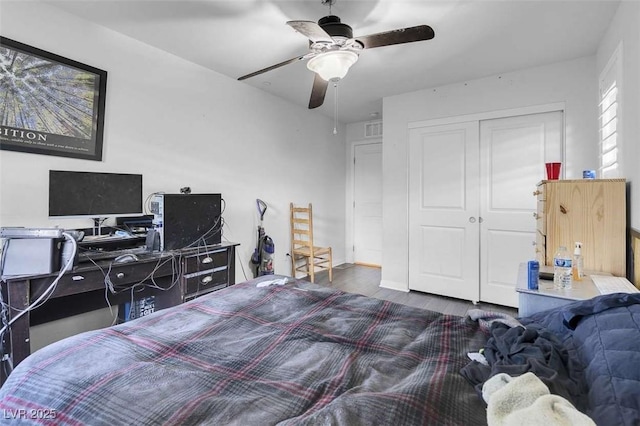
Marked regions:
[469,217,476,223]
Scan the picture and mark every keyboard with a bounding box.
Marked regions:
[591,275,640,294]
[78,246,148,263]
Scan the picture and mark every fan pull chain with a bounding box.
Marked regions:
[333,81,338,135]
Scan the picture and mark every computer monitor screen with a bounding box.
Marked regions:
[49,170,143,217]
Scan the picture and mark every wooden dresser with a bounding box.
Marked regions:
[534,179,626,276]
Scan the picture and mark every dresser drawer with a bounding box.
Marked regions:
[183,267,228,298]
[535,231,546,265]
[534,184,545,201]
[184,248,228,273]
[535,200,546,235]
[533,184,546,236]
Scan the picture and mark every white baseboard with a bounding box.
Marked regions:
[332,258,346,267]
[379,280,409,292]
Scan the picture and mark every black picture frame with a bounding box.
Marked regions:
[0,37,107,161]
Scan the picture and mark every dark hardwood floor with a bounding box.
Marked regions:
[310,263,518,317]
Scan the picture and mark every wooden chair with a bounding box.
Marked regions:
[290,203,333,283]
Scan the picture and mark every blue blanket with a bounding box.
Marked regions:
[521,293,640,426]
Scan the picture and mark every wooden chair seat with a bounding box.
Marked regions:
[290,203,333,283]
[292,246,331,257]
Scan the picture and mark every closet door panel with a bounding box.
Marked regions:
[479,111,563,306]
[408,122,480,301]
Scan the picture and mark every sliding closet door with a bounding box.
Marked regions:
[409,111,563,306]
[408,122,480,302]
[479,111,563,306]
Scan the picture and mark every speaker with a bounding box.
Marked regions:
[145,229,160,252]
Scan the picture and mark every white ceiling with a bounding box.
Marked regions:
[44,0,619,124]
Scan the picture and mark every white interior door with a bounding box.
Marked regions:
[408,122,480,302]
[353,143,382,266]
[479,111,563,306]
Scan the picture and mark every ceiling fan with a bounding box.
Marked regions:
[237,0,435,109]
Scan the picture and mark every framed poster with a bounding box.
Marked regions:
[0,37,107,161]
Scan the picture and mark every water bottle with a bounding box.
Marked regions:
[553,246,573,289]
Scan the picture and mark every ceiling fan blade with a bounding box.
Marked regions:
[287,20,334,44]
[355,25,435,49]
[309,73,329,109]
[238,53,313,81]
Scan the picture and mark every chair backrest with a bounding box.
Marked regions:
[290,203,314,256]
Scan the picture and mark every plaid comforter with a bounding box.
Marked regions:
[0,276,490,425]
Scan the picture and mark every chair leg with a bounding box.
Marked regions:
[291,254,296,278]
[308,256,315,283]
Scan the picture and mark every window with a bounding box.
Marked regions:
[599,43,622,178]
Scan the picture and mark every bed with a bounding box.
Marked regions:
[0,275,638,425]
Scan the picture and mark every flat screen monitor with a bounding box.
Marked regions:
[49,170,143,218]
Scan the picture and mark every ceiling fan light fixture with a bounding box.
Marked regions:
[307,50,359,81]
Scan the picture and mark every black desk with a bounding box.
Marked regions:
[0,242,237,386]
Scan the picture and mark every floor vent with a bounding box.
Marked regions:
[364,121,383,138]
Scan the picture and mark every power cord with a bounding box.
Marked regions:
[183,215,223,250]
[100,252,182,323]
[144,192,162,215]
[0,239,8,277]
[121,253,182,321]
[220,218,248,282]
[0,232,78,321]
[0,232,78,373]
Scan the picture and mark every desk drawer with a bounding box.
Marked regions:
[183,267,228,297]
[184,248,228,273]
[39,257,176,299]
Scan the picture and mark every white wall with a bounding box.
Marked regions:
[597,0,640,230]
[381,57,598,289]
[0,2,346,345]
[0,1,346,270]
